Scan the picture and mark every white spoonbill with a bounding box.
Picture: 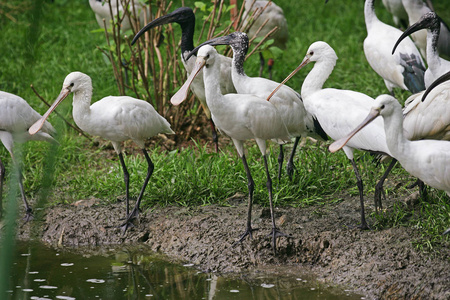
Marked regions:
[241,0,288,79]
[373,68,450,197]
[29,72,174,232]
[393,12,450,88]
[171,45,291,253]
[187,32,327,181]
[401,0,450,60]
[89,0,149,32]
[0,91,56,221]
[131,7,235,152]
[329,94,450,198]
[363,0,426,94]
[268,41,394,229]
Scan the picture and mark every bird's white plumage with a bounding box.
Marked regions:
[364,0,425,93]
[54,72,174,153]
[402,0,450,60]
[182,51,235,119]
[288,41,392,160]
[203,32,315,139]
[368,95,450,195]
[195,46,290,156]
[304,88,389,158]
[171,45,290,250]
[28,71,174,229]
[0,91,55,218]
[231,64,310,138]
[0,91,54,155]
[402,80,450,141]
[276,41,392,228]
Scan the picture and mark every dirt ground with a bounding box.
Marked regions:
[17,189,450,300]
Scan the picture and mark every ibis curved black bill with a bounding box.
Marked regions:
[131,7,195,45]
[392,12,439,55]
[421,70,450,102]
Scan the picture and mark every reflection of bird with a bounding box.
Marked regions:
[401,0,450,60]
[89,0,149,32]
[330,94,450,199]
[131,7,235,152]
[29,72,174,232]
[171,45,291,253]
[190,32,327,181]
[364,0,426,94]
[0,91,55,221]
[269,41,393,229]
[241,0,288,79]
[393,12,450,88]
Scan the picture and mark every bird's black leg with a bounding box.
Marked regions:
[232,154,257,247]
[350,159,369,230]
[209,119,219,153]
[286,137,301,181]
[264,154,288,254]
[407,178,428,201]
[418,179,427,200]
[17,165,32,222]
[268,58,274,80]
[122,59,130,87]
[0,158,4,218]
[258,52,265,78]
[277,145,284,183]
[121,149,154,233]
[374,159,397,211]
[118,153,130,217]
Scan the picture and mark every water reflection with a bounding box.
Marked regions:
[7,241,363,299]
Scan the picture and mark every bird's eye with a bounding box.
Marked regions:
[70,83,74,87]
[206,54,210,59]
[309,51,314,55]
[380,104,385,109]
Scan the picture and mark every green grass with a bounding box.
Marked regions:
[0,0,449,259]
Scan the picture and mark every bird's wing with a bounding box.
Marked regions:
[216,94,290,142]
[407,140,450,193]
[305,89,390,154]
[0,92,48,132]
[403,83,450,141]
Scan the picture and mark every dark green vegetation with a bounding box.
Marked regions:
[0,0,449,257]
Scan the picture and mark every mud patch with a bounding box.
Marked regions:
[18,194,450,299]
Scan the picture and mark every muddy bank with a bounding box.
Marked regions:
[18,193,450,300]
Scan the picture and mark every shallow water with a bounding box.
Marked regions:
[7,241,363,299]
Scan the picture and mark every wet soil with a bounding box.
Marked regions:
[17,190,450,300]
